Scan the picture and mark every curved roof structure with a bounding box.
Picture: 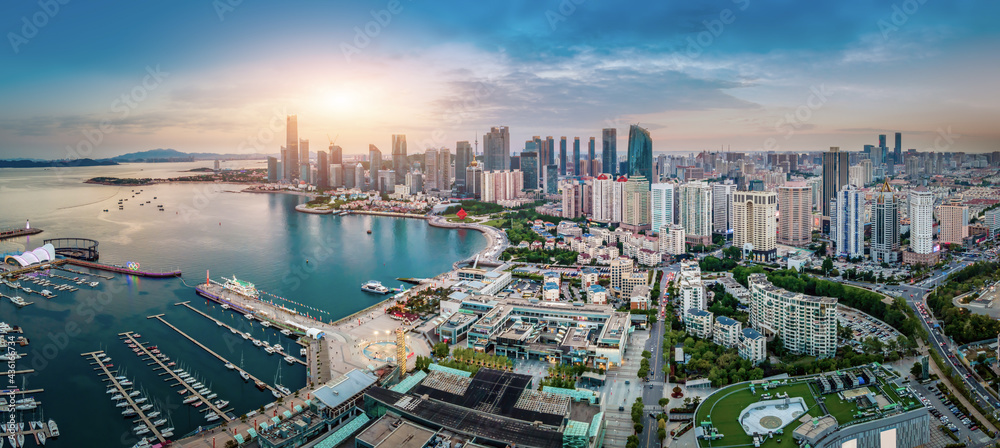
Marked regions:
[4,243,56,267]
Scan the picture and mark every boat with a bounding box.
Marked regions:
[128,390,140,397]
[134,427,150,436]
[367,229,372,234]
[361,280,390,294]
[132,437,151,448]
[197,388,209,395]
[146,411,160,418]
[0,353,21,361]
[281,329,292,336]
[7,296,29,308]
[265,346,276,355]
[106,387,117,394]
[260,320,271,328]
[192,401,202,408]
[252,339,263,347]
[191,382,203,389]
[239,371,249,381]
[34,421,46,446]
[205,393,217,400]
[224,362,235,370]
[213,399,229,408]
[21,288,32,294]
[216,321,223,327]
[151,418,166,426]
[111,394,124,400]
[133,397,147,404]
[116,401,129,408]
[222,276,259,299]
[122,409,136,416]
[255,380,266,390]
[205,413,220,422]
[89,282,99,287]
[221,303,230,310]
[285,356,296,364]
[184,377,195,384]
[241,333,250,340]
[139,404,152,411]
[182,396,199,404]
[230,328,238,335]
[245,313,254,320]
[300,348,307,357]
[171,368,183,373]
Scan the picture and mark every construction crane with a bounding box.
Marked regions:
[327,134,339,147]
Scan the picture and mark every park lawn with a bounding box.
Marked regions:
[695,381,821,448]
[819,388,860,425]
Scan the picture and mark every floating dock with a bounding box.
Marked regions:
[120,331,234,423]
[147,315,286,397]
[176,301,306,366]
[81,350,166,444]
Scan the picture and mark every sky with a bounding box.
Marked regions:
[1,0,998,159]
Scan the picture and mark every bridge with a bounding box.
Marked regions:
[43,237,99,261]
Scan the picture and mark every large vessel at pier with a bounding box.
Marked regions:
[222,276,259,299]
[360,280,390,294]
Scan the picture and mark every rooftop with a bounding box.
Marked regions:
[312,369,377,410]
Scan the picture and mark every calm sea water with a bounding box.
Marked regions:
[0,162,484,447]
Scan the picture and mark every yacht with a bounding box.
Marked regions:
[151,419,166,427]
[280,329,292,336]
[182,395,199,404]
[239,370,249,381]
[360,280,390,294]
[205,413,220,422]
[47,419,60,438]
[146,411,160,418]
[285,356,297,364]
[264,346,276,355]
[122,409,136,417]
[204,393,217,400]
[7,296,28,308]
[224,362,235,370]
[213,399,229,408]
[139,404,152,411]
[111,394,124,400]
[116,401,129,408]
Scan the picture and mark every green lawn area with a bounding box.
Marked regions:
[695,381,821,448]
[819,387,860,424]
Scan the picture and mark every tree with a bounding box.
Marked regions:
[432,342,450,358]
[910,362,922,379]
[659,397,669,407]
[822,257,834,274]
[414,355,432,372]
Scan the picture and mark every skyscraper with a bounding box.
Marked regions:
[392,134,407,185]
[329,144,342,165]
[299,138,310,184]
[266,156,278,183]
[909,188,934,254]
[559,137,567,175]
[588,137,596,172]
[285,115,298,180]
[544,164,558,194]
[822,147,849,217]
[627,125,652,186]
[437,148,451,190]
[483,126,510,171]
[651,182,675,235]
[424,149,438,192]
[602,128,617,176]
[572,137,581,176]
[711,181,736,235]
[344,162,357,189]
[316,151,329,189]
[894,132,902,165]
[871,181,901,264]
[521,151,538,190]
[622,176,651,233]
[561,181,582,218]
[732,191,777,262]
[369,144,382,191]
[777,181,812,246]
[832,185,863,258]
[678,181,713,245]
[455,141,473,190]
[465,161,483,198]
[545,136,555,165]
[938,202,969,246]
[592,174,614,223]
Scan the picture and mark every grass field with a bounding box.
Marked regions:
[695,381,820,448]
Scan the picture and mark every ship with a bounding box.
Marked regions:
[222,276,259,299]
[361,280,390,294]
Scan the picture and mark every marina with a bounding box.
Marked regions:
[176,301,307,366]
[82,349,165,444]
[147,315,287,397]
[119,331,234,423]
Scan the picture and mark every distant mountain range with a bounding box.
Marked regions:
[0,158,118,168]
[112,148,269,162]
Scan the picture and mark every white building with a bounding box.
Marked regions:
[543,282,560,301]
[684,309,714,339]
[482,170,523,203]
[986,208,1000,239]
[592,174,614,222]
[678,181,713,244]
[909,187,934,254]
[739,327,767,365]
[748,273,837,358]
[612,176,628,223]
[831,185,864,258]
[651,182,675,236]
[659,224,686,256]
[732,190,777,262]
[713,316,742,349]
[587,285,608,305]
[711,180,736,235]
[679,260,705,320]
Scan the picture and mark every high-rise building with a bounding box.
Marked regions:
[455,141,473,191]
[592,174,614,223]
[562,181,582,218]
[344,163,357,189]
[651,182,675,236]
[369,144,382,190]
[894,132,902,165]
[778,181,812,246]
[871,181,901,264]
[678,181,713,244]
[984,208,1000,239]
[329,144,342,166]
[545,136,555,165]
[748,274,837,358]
[822,146,849,217]
[711,181,736,235]
[355,163,365,190]
[622,176,650,232]
[627,125,652,186]
[316,151,329,189]
[392,134,407,185]
[482,170,523,204]
[437,148,451,190]
[543,164,558,195]
[732,191,777,262]
[299,137,310,182]
[612,176,627,223]
[938,202,969,246]
[266,156,278,183]
[849,159,873,188]
[905,156,921,180]
[520,151,538,190]
[424,149,438,192]
[602,128,617,176]
[588,137,596,172]
[659,224,686,256]
[405,171,423,195]
[909,188,934,254]
[285,115,298,180]
[831,185,864,258]
[483,126,510,171]
[679,261,705,320]
[330,164,343,188]
[559,137,567,175]
[572,137,581,176]
[465,161,483,198]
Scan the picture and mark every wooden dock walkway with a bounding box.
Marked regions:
[148,315,285,396]
[119,331,233,423]
[81,350,165,444]
[54,265,114,280]
[176,301,307,366]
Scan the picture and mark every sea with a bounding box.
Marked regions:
[0,161,485,447]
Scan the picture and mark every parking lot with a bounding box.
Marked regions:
[907,380,994,446]
[838,306,904,350]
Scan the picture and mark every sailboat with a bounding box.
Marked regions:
[274,361,291,397]
[238,352,249,381]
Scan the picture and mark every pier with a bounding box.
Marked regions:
[81,350,166,444]
[120,331,234,423]
[148,315,285,397]
[176,301,306,366]
[65,259,182,278]
[54,265,113,280]
[0,227,42,241]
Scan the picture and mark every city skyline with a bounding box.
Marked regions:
[2,1,1000,160]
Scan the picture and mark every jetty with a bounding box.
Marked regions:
[82,350,165,444]
[65,259,181,278]
[0,227,42,241]
[176,301,306,366]
[120,331,234,423]
[148,315,285,396]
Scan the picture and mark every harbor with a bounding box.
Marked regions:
[175,301,306,366]
[82,349,165,445]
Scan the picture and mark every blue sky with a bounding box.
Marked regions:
[1,0,998,159]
